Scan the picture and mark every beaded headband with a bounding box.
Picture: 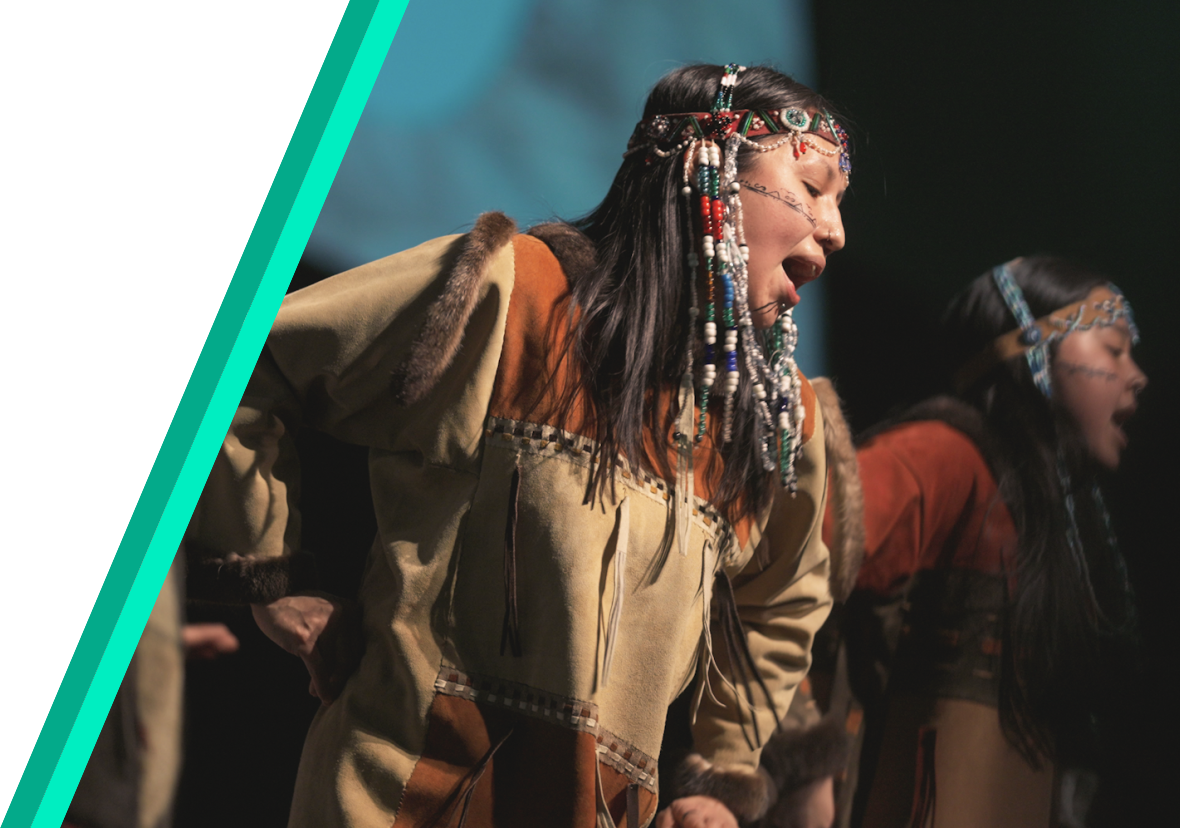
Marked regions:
[955,261,1141,396]
[963,261,1141,601]
[627,105,851,180]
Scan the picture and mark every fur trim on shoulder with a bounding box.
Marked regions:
[186,548,319,604]
[526,221,597,284]
[670,754,775,823]
[758,714,851,793]
[811,378,864,602]
[391,211,517,406]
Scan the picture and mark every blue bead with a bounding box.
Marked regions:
[1020,327,1042,345]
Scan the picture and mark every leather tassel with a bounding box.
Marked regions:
[601,496,630,686]
[691,539,717,725]
[424,728,514,828]
[675,372,696,557]
[714,568,781,750]
[626,782,641,827]
[500,461,523,657]
[910,727,937,828]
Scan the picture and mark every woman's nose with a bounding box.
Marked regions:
[1130,359,1148,395]
[820,211,845,253]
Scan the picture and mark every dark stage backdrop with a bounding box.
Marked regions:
[812,1,1178,820]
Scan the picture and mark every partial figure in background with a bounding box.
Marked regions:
[65,556,239,828]
[183,64,852,828]
[839,258,1145,827]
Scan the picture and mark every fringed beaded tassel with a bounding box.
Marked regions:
[675,63,807,491]
[720,131,806,491]
[696,141,721,441]
[772,311,805,491]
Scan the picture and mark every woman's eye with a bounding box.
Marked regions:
[1107,346,1124,358]
[804,184,821,198]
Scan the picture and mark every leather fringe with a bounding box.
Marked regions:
[500,461,523,657]
[423,728,514,828]
[714,569,781,750]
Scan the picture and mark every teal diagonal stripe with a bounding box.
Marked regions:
[2,1,409,826]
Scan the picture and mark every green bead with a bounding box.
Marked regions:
[739,111,755,136]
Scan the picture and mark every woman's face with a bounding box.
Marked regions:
[1051,319,1147,470]
[737,138,847,328]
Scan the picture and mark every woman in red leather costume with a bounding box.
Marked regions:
[841,257,1145,828]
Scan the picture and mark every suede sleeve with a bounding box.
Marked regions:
[676,397,834,821]
[184,351,314,603]
[186,222,518,602]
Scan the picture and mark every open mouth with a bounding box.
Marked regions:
[1112,405,1137,446]
[781,260,823,308]
[785,259,823,286]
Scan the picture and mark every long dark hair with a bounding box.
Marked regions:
[941,256,1137,765]
[561,64,844,524]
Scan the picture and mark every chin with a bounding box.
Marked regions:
[1094,447,1121,472]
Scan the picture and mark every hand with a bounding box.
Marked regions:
[251,592,362,705]
[182,623,240,660]
[655,796,739,828]
[772,776,836,828]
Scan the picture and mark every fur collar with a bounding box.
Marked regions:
[526,221,597,283]
[389,215,596,407]
[391,211,518,406]
[811,378,865,602]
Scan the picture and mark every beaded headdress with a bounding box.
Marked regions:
[962,259,1140,612]
[955,261,1140,396]
[641,64,849,498]
[626,89,851,181]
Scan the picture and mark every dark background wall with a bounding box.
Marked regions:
[813,1,1177,818]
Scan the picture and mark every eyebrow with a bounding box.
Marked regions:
[1114,325,1132,341]
[1102,323,1133,344]
[815,158,836,184]
[802,153,841,189]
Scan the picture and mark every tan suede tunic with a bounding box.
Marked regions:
[187,219,834,827]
